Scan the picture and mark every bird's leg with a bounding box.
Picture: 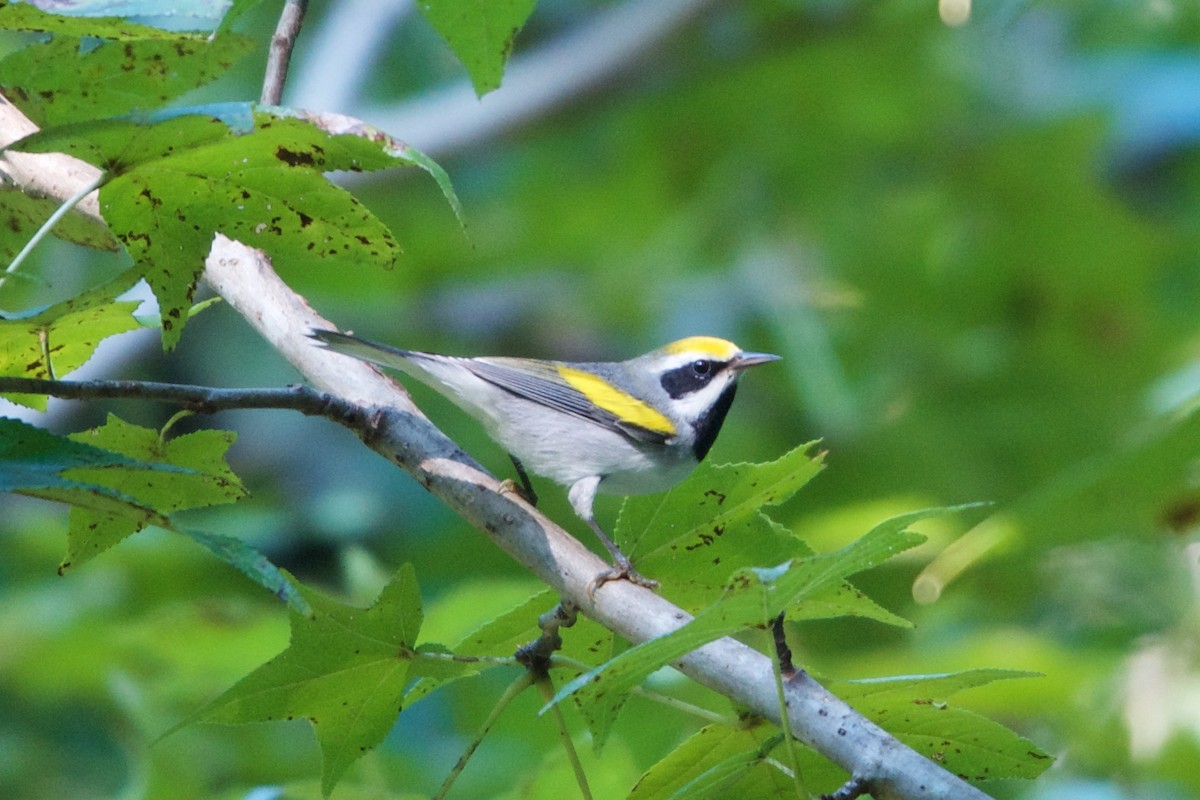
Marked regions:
[502,454,538,506]
[568,476,657,594]
[586,518,658,593]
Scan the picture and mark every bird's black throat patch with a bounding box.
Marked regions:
[692,383,737,461]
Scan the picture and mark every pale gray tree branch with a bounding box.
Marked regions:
[261,0,309,105]
[0,97,991,800]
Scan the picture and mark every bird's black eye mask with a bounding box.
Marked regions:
[660,359,728,399]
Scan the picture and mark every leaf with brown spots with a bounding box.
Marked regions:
[0,3,213,38]
[0,186,119,258]
[618,442,826,564]
[0,270,141,410]
[0,416,189,561]
[0,32,254,127]
[61,414,246,569]
[10,104,461,349]
[611,445,916,624]
[614,444,832,609]
[827,670,1052,782]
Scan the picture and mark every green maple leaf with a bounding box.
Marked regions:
[418,0,536,96]
[61,414,246,569]
[550,513,931,749]
[173,564,462,796]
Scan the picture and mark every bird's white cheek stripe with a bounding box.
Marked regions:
[673,377,736,422]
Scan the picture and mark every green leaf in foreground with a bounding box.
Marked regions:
[0,3,207,38]
[182,528,312,616]
[60,414,246,570]
[618,445,909,626]
[549,514,928,748]
[617,444,823,601]
[0,415,181,495]
[2,416,310,610]
[831,670,1053,782]
[418,0,537,96]
[9,103,463,348]
[630,724,793,800]
[619,442,825,562]
[0,186,119,261]
[175,564,447,797]
[0,271,141,409]
[0,415,196,536]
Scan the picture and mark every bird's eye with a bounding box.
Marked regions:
[691,360,713,377]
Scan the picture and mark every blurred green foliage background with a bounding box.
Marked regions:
[3,1,1200,798]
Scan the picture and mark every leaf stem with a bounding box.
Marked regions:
[0,172,104,293]
[548,653,734,725]
[628,686,734,726]
[416,650,515,667]
[534,675,593,800]
[433,671,534,800]
[770,614,808,797]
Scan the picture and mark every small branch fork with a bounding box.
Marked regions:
[515,600,580,677]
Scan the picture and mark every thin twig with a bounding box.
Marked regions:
[0,377,369,431]
[771,613,796,677]
[261,0,308,105]
[769,613,807,796]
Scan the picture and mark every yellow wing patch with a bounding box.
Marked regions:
[557,366,677,436]
[661,336,740,360]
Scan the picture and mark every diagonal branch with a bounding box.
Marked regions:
[0,96,992,800]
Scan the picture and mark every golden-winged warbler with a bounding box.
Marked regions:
[310,329,780,589]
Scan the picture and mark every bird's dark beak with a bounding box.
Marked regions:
[731,351,781,370]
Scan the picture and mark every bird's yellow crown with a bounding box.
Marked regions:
[661,336,741,360]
